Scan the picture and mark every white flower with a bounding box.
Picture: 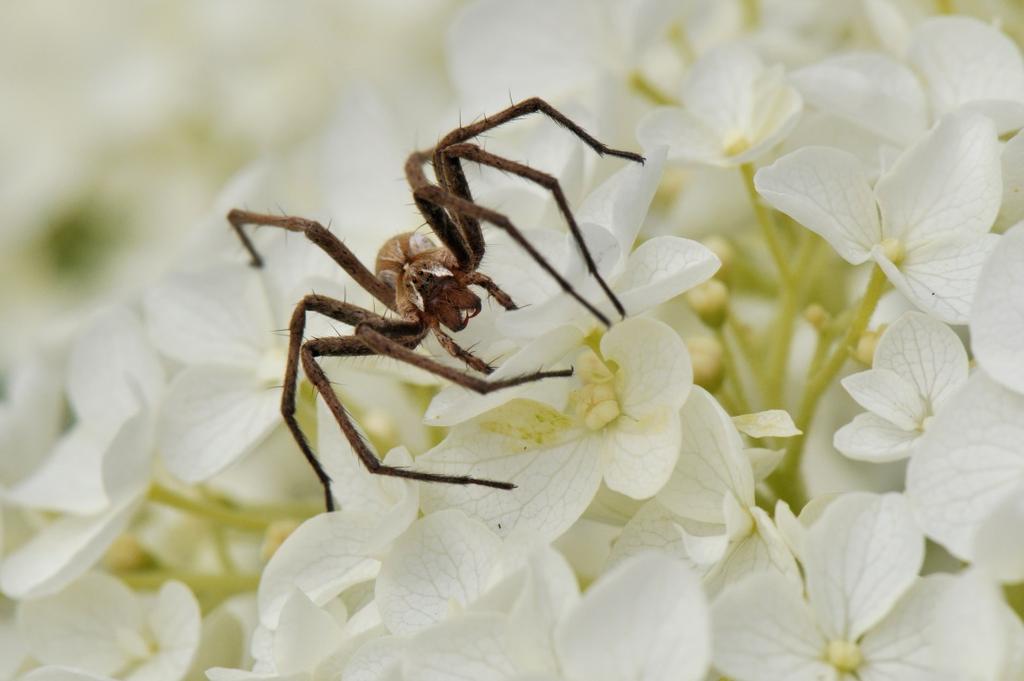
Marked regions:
[906,372,1024,562]
[17,573,200,681]
[0,353,63,491]
[1,307,159,599]
[637,44,803,166]
[971,222,1024,395]
[793,16,1024,147]
[397,552,710,681]
[610,387,799,595]
[712,493,941,681]
[417,316,692,540]
[834,311,967,462]
[755,110,1001,323]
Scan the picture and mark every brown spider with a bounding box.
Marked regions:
[227,97,644,511]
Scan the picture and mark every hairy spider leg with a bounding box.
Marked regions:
[299,325,574,507]
[431,96,644,271]
[412,183,614,326]
[442,142,626,318]
[227,209,397,312]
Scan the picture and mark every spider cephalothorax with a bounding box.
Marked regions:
[376,233,482,332]
[227,97,644,510]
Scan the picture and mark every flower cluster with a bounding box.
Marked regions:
[3,2,1024,681]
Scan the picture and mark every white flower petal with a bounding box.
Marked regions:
[791,53,927,146]
[17,573,143,675]
[136,581,202,681]
[0,492,143,599]
[971,223,1024,394]
[376,510,503,635]
[833,413,919,463]
[909,16,1024,122]
[732,410,801,438]
[875,111,1000,243]
[418,399,602,541]
[68,306,163,433]
[873,311,968,410]
[703,507,800,597]
[258,502,418,629]
[840,369,925,430]
[907,372,1024,560]
[999,132,1024,226]
[504,547,580,671]
[577,146,667,258]
[601,317,692,418]
[747,447,785,481]
[600,410,681,499]
[636,107,725,165]
[273,589,344,676]
[606,500,690,568]
[0,355,63,488]
[873,232,999,324]
[613,236,720,317]
[402,613,517,681]
[858,576,949,681]
[341,636,407,681]
[556,554,710,681]
[20,668,116,681]
[144,264,274,368]
[711,572,832,681]
[683,45,761,142]
[158,367,280,483]
[804,493,924,640]
[5,425,109,514]
[754,147,879,264]
[657,387,754,522]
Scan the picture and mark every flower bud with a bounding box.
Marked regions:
[685,279,729,328]
[803,303,829,331]
[104,533,151,572]
[854,326,885,366]
[687,336,724,392]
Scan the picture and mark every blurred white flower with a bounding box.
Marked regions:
[834,311,967,462]
[17,573,200,681]
[638,44,803,167]
[712,493,941,681]
[755,110,1001,323]
[971,222,1024,395]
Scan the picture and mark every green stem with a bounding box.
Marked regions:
[117,569,259,596]
[740,163,790,283]
[148,483,270,532]
[767,265,888,509]
[764,231,816,407]
[716,327,751,413]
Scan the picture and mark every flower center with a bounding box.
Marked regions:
[879,237,906,266]
[825,639,862,673]
[723,132,751,157]
[570,349,621,431]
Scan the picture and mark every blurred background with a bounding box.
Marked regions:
[0,0,466,365]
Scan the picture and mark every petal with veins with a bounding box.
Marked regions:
[833,413,919,462]
[636,107,725,165]
[657,387,754,522]
[858,576,949,681]
[840,369,925,430]
[712,572,832,681]
[613,236,720,316]
[732,410,801,438]
[418,399,601,541]
[754,146,880,264]
[158,367,280,483]
[555,553,710,681]
[601,317,691,416]
[874,111,1000,243]
[907,372,1024,560]
[600,408,681,499]
[971,223,1024,395]
[376,510,503,635]
[403,613,518,681]
[804,493,924,641]
[872,311,968,410]
[873,232,999,324]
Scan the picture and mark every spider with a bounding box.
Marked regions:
[228,97,644,511]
